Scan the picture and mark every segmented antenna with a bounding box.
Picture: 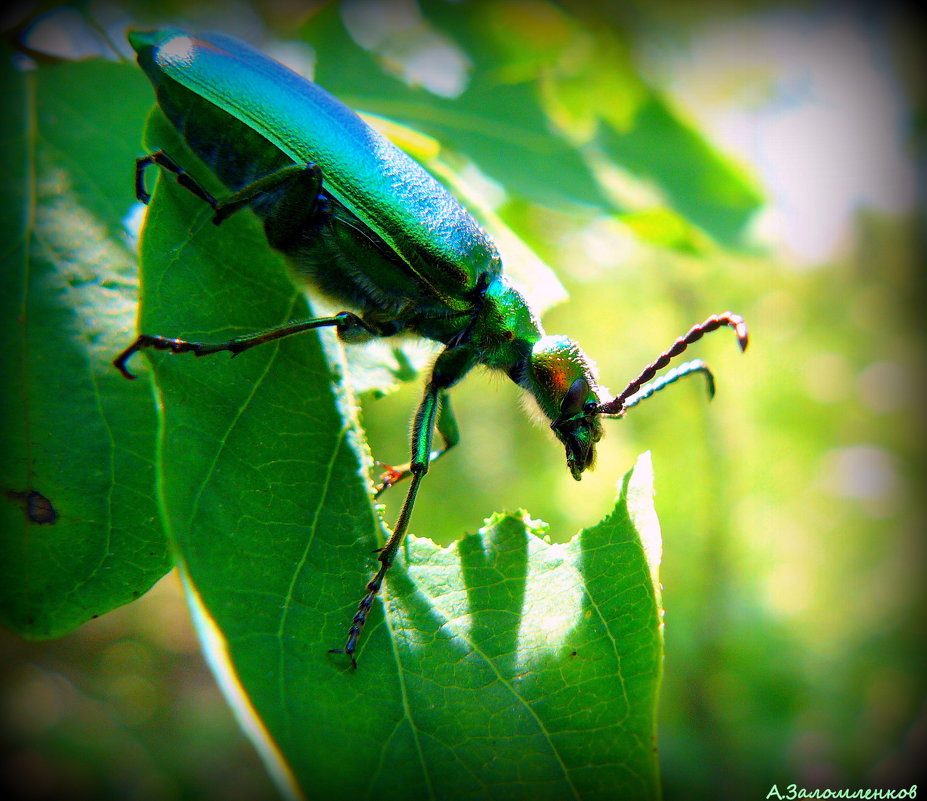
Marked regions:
[597,312,748,416]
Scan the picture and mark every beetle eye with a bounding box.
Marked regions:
[559,378,590,421]
[583,400,597,416]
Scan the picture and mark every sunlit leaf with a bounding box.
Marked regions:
[618,207,713,255]
[598,91,764,245]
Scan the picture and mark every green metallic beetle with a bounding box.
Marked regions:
[116,28,748,667]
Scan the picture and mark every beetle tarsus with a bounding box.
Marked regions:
[330,466,429,669]
[373,463,405,497]
[113,313,392,381]
[113,340,142,380]
[327,647,359,670]
[135,150,219,210]
[329,565,387,670]
[113,334,196,379]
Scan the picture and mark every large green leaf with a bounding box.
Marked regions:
[0,56,169,637]
[6,22,669,795]
[138,107,663,797]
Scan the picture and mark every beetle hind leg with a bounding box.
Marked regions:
[214,162,328,246]
[135,150,219,208]
[256,163,329,250]
[135,152,328,240]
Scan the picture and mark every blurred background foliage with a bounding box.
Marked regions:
[1,0,923,799]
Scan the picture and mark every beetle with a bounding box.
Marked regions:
[115,27,748,668]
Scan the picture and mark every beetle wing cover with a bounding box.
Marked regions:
[136,28,500,294]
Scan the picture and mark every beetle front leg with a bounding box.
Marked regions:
[330,345,477,668]
[374,390,459,496]
[329,382,442,668]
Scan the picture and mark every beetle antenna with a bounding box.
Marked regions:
[620,359,715,412]
[597,312,747,416]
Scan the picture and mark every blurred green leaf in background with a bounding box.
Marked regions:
[1,1,924,800]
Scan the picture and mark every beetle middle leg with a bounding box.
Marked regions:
[113,311,385,380]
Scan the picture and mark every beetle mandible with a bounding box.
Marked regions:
[115,28,749,668]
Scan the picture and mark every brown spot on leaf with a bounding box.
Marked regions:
[6,489,58,524]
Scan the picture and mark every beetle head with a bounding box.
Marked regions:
[526,336,604,480]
